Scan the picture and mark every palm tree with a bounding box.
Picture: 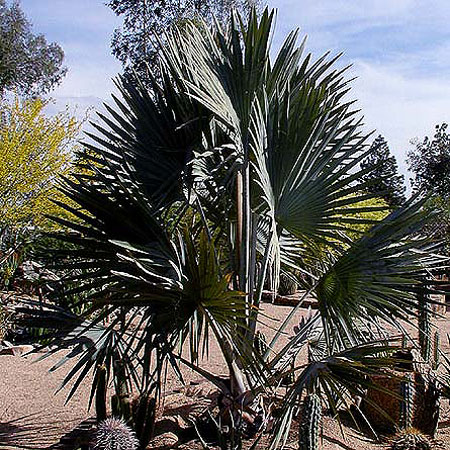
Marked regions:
[19,8,445,449]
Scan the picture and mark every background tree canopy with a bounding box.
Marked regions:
[408,123,450,199]
[407,123,450,255]
[360,135,406,209]
[0,0,67,97]
[107,0,260,81]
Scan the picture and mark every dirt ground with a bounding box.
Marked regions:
[1,303,450,449]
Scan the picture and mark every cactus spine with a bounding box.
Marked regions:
[93,417,139,450]
[400,374,414,430]
[433,330,440,370]
[418,282,431,362]
[299,393,321,450]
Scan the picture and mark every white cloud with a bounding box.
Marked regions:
[22,0,121,33]
[20,0,122,99]
[25,0,448,198]
[268,0,450,192]
[350,61,450,184]
[269,0,447,30]
[51,59,122,99]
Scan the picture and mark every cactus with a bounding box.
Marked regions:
[96,365,108,422]
[110,363,157,448]
[299,393,321,450]
[112,361,132,422]
[432,331,440,370]
[93,417,139,450]
[401,334,408,351]
[389,428,432,450]
[413,372,440,438]
[132,392,157,447]
[417,282,431,362]
[400,374,414,430]
[278,272,298,296]
[111,394,132,423]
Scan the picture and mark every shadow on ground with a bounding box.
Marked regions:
[0,412,89,450]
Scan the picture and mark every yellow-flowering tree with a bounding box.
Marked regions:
[0,97,80,230]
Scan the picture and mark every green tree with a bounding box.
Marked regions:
[0,0,67,97]
[408,123,450,199]
[360,135,406,208]
[20,9,444,449]
[107,0,260,81]
[408,124,450,256]
[0,97,80,230]
[0,96,80,289]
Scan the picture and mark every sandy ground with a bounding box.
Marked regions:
[1,303,450,449]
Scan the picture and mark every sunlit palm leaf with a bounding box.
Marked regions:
[314,197,446,347]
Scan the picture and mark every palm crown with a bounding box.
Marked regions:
[19,8,446,449]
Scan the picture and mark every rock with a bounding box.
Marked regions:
[361,369,440,437]
[173,414,191,430]
[146,431,179,449]
[0,344,33,356]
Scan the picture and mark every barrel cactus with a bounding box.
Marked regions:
[299,393,321,450]
[389,428,432,450]
[413,372,440,438]
[278,272,298,296]
[93,417,139,450]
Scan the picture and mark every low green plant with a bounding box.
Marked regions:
[0,252,20,290]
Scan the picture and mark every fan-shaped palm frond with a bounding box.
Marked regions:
[15,300,135,406]
[314,197,446,348]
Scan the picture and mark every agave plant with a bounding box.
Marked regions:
[17,7,447,449]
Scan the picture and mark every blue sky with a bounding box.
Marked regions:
[20,0,450,184]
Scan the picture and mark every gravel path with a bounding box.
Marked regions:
[1,304,450,449]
